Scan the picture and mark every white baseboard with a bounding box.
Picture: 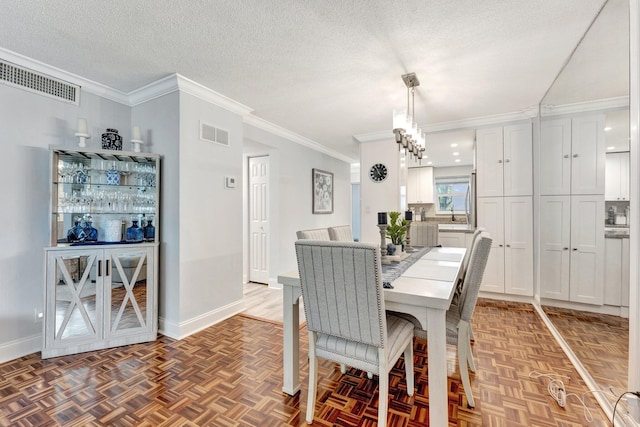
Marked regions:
[0,334,41,364]
[268,277,283,290]
[159,300,245,340]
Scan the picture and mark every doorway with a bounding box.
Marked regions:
[248,156,270,284]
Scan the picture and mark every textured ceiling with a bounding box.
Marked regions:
[0,0,612,161]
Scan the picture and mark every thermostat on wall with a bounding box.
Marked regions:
[224,176,237,189]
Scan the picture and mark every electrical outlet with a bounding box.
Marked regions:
[34,309,43,323]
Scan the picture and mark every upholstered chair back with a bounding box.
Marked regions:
[296,228,331,240]
[327,225,353,242]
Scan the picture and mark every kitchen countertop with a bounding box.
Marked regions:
[437,223,475,233]
[605,227,629,238]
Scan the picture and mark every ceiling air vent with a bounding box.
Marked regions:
[200,122,230,147]
[0,59,80,105]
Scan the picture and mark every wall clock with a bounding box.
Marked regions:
[369,163,388,182]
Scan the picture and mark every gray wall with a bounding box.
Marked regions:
[243,125,351,284]
[0,84,130,360]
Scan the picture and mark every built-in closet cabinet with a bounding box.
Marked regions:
[476,123,533,197]
[604,237,630,307]
[605,151,630,201]
[539,115,606,196]
[539,114,605,306]
[476,121,533,297]
[477,196,533,296]
[407,166,434,204]
[539,195,604,305]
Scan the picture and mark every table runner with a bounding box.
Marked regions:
[381,246,432,283]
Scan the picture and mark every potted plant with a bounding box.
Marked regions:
[386,211,408,254]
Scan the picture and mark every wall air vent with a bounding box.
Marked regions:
[0,59,80,105]
[200,121,230,147]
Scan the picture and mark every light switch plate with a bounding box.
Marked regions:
[224,176,237,189]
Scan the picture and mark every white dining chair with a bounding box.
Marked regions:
[295,240,415,425]
[396,231,492,408]
[327,225,353,241]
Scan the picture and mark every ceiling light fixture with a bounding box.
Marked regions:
[393,72,425,163]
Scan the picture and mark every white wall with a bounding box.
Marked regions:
[242,125,351,285]
[359,138,401,245]
[0,84,130,361]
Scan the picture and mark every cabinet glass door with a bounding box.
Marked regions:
[107,248,151,334]
[51,251,102,342]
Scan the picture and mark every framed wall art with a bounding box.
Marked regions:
[312,168,333,214]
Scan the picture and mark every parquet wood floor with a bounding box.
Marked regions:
[0,297,610,426]
[542,305,629,409]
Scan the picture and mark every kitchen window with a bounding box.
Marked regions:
[435,176,469,214]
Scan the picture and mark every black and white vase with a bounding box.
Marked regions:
[101,128,123,150]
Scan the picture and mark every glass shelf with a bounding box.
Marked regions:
[50,146,160,246]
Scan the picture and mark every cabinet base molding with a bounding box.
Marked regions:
[42,331,156,359]
[540,298,629,318]
[477,292,534,305]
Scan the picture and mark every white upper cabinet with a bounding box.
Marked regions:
[571,115,606,195]
[605,151,630,201]
[540,118,572,195]
[407,166,434,204]
[476,122,532,197]
[540,114,605,195]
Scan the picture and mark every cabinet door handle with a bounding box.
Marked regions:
[499,244,503,247]
[506,244,511,247]
[505,159,510,163]
[563,154,570,158]
[106,259,110,276]
[563,247,569,250]
[98,260,102,277]
[573,154,579,158]
[498,159,503,164]
[573,248,578,251]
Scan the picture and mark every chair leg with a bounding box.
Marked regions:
[457,323,475,408]
[340,364,346,374]
[306,332,318,424]
[378,370,388,426]
[404,340,414,396]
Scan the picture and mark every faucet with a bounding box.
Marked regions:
[451,205,455,222]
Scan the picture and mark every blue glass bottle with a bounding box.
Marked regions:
[83,215,98,242]
[126,219,144,242]
[143,216,155,242]
[67,216,82,242]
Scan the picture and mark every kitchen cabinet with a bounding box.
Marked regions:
[539,195,604,305]
[540,114,605,195]
[476,122,532,197]
[604,237,630,307]
[437,231,466,248]
[44,146,160,358]
[477,196,533,296]
[605,152,630,201]
[407,166,434,204]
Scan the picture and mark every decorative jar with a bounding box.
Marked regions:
[143,216,155,241]
[101,128,123,150]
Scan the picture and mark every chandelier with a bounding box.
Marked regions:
[393,72,425,163]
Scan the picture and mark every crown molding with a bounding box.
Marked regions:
[244,115,356,164]
[540,96,629,116]
[353,106,539,142]
[0,47,130,105]
[130,73,254,116]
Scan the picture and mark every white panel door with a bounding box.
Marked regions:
[477,197,505,293]
[249,156,270,284]
[570,195,605,305]
[571,114,605,195]
[476,127,504,197]
[504,196,533,296]
[503,123,532,196]
[540,118,572,195]
[539,196,571,300]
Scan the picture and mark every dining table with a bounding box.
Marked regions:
[277,245,466,427]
